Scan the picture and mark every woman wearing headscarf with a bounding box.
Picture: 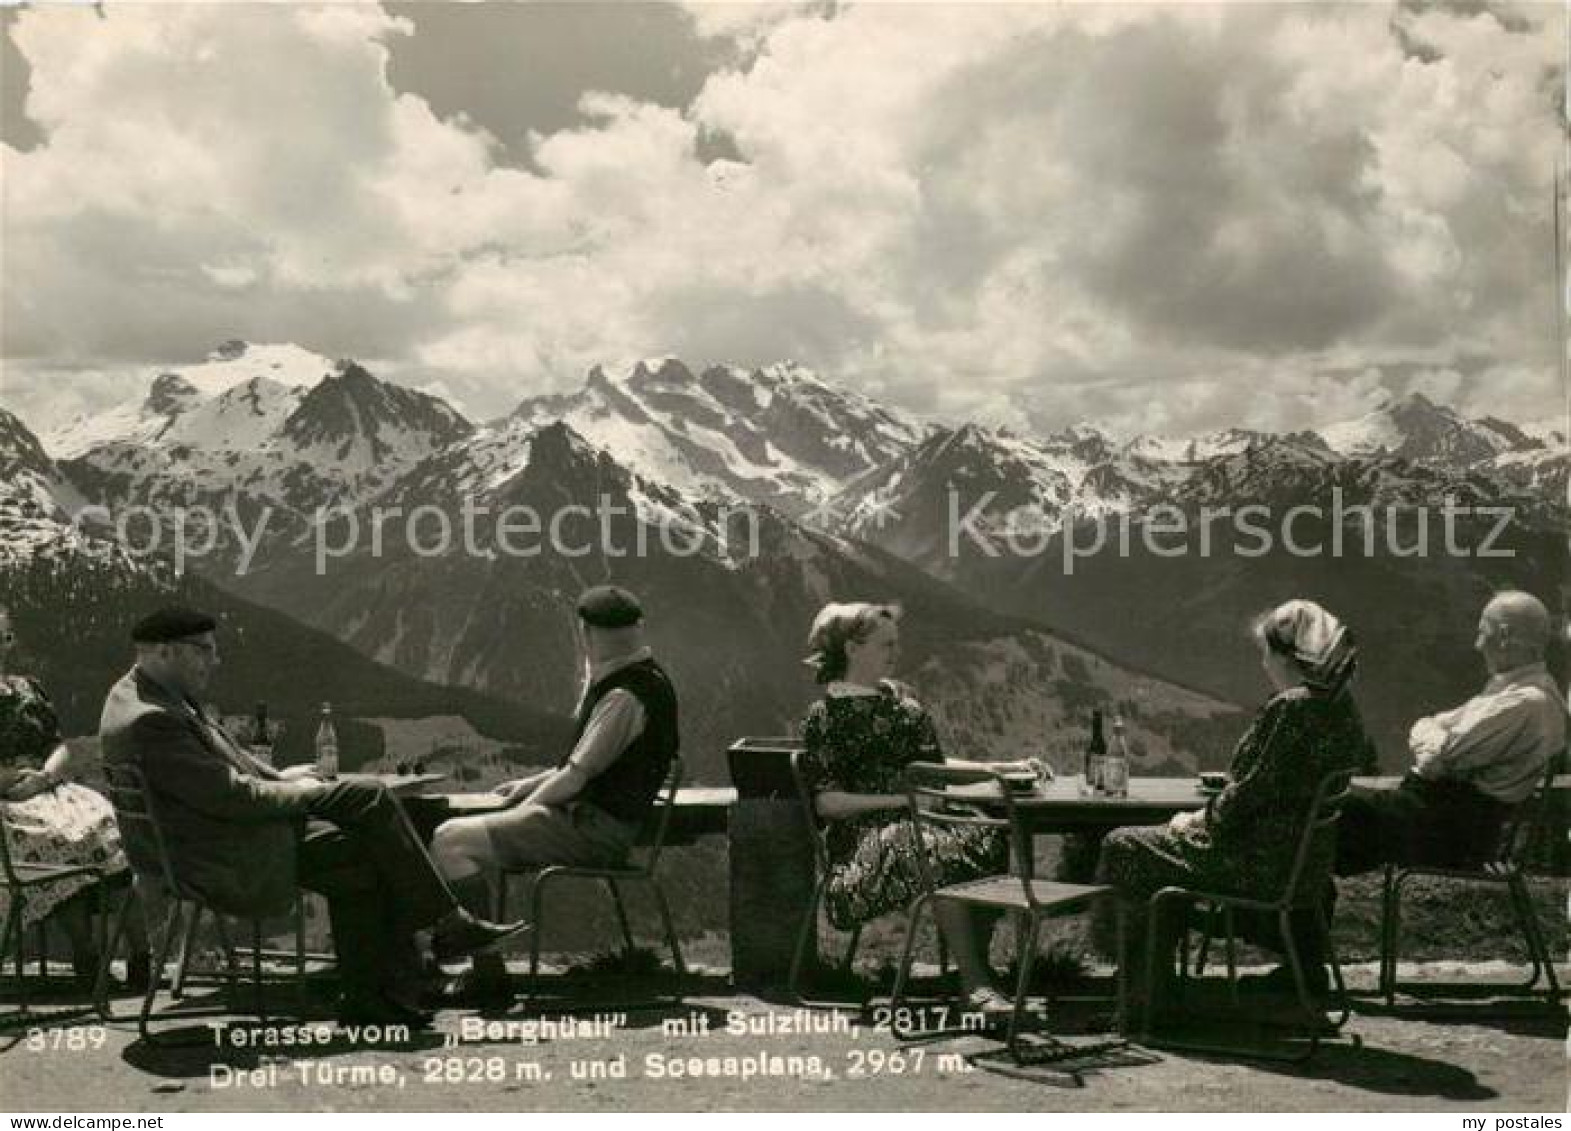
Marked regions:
[798,602,1027,1012]
[1097,599,1376,1020]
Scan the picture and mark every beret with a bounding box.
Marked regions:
[576,585,643,629]
[131,606,217,643]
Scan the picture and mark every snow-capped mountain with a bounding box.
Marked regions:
[54,347,473,539]
[1520,416,1567,448]
[223,409,1237,779]
[837,420,1191,570]
[0,409,145,570]
[509,357,933,515]
[2,406,73,515]
[380,419,737,563]
[279,362,470,475]
[1321,391,1536,464]
[45,342,340,459]
[1120,427,1332,465]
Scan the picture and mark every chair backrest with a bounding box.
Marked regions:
[102,759,186,897]
[902,761,1038,907]
[0,805,20,888]
[789,747,835,876]
[1491,749,1565,872]
[634,757,684,874]
[1279,768,1355,905]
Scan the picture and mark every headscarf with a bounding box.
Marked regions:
[1259,599,1357,696]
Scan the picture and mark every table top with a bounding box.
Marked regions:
[343,771,447,796]
[425,785,737,815]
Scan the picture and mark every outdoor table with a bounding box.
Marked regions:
[947,775,1212,834]
[951,773,1571,834]
[342,770,447,797]
[400,785,736,845]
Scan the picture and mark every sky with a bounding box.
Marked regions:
[2,1,1566,441]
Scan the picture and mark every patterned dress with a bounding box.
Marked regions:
[1097,686,1377,981]
[0,675,128,929]
[800,684,1007,930]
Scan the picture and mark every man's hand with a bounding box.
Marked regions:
[3,769,56,803]
[277,764,322,782]
[1409,716,1449,762]
[1168,810,1201,834]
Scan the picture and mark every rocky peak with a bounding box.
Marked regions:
[144,372,201,417]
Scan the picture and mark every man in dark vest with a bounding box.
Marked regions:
[431,585,680,1003]
[100,606,526,1027]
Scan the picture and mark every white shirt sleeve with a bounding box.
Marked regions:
[565,690,647,779]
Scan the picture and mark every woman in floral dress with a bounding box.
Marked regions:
[799,602,1023,1011]
[0,605,147,987]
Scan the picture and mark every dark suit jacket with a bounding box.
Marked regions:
[99,668,318,917]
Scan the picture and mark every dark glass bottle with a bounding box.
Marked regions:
[1083,709,1107,793]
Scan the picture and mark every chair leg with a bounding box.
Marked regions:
[250,920,265,1021]
[605,878,635,956]
[212,915,240,991]
[1222,906,1239,1006]
[1006,914,1042,1060]
[1,897,25,1018]
[294,893,307,1009]
[649,879,686,977]
[94,889,132,1021]
[788,876,828,1004]
[171,905,203,999]
[141,901,187,1045]
[1115,901,1129,1036]
[1278,908,1322,1059]
[1141,889,1190,1040]
[35,922,48,980]
[527,871,552,986]
[1379,867,1402,1006]
[1498,878,1542,990]
[13,909,29,1013]
[1507,876,1561,1002]
[842,925,863,975]
[889,894,931,1014]
[1192,911,1213,977]
[1314,903,1351,1030]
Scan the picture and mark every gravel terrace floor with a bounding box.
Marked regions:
[2,962,1567,1113]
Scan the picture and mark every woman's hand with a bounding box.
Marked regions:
[3,768,56,802]
[1168,810,1201,834]
[493,775,545,805]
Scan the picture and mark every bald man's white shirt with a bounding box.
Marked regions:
[1410,662,1567,805]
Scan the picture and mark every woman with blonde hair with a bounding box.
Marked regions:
[798,601,1026,1012]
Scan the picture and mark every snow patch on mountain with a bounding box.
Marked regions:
[510,358,933,514]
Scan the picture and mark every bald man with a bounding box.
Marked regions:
[1337,591,1567,874]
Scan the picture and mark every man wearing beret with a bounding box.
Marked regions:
[99,606,525,1026]
[431,585,680,1004]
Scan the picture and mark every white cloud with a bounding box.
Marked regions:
[3,1,1562,440]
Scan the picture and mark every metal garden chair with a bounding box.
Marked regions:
[1141,769,1354,1062]
[496,758,687,999]
[890,761,1117,1063]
